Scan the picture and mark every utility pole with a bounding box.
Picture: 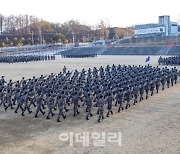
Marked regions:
[72,32,75,44]
[88,33,90,42]
[38,26,42,44]
[42,36,45,44]
[31,31,34,45]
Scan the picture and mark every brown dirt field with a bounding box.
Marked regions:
[0,55,180,154]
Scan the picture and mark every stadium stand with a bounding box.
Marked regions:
[167,46,180,55]
[157,46,172,55]
[61,46,180,56]
[102,47,162,55]
[61,47,102,55]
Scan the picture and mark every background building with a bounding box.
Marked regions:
[135,15,179,38]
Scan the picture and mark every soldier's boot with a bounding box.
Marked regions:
[118,107,121,112]
[111,111,113,115]
[94,103,98,107]
[73,111,76,116]
[57,119,61,122]
[63,114,66,119]
[125,104,128,109]
[46,116,50,119]
[102,115,104,119]
[162,86,164,90]
[52,113,55,117]
[11,106,14,109]
[28,110,32,114]
[90,113,93,117]
[115,102,117,106]
[134,100,136,105]
[5,106,8,111]
[15,109,18,113]
[146,95,148,99]
[40,109,45,115]
[106,113,109,117]
[77,109,80,115]
[35,114,38,118]
[98,119,101,123]
[86,116,89,120]
[65,108,69,112]
[33,103,36,107]
[21,112,25,116]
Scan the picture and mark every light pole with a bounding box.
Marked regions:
[31,31,34,45]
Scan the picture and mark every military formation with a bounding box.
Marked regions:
[61,54,97,58]
[158,55,180,65]
[0,64,179,123]
[0,55,56,63]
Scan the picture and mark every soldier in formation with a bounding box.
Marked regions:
[0,64,179,123]
[0,55,55,63]
[158,55,180,66]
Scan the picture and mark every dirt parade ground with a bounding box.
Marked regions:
[0,55,180,154]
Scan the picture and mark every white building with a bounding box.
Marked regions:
[170,22,178,36]
[135,15,179,37]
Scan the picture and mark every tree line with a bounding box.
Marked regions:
[0,14,134,47]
